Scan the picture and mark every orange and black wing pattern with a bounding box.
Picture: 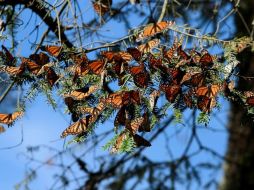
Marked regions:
[0,111,23,125]
[137,21,174,41]
[160,84,181,103]
[88,60,105,75]
[64,85,99,100]
[61,115,92,138]
[138,39,160,53]
[40,45,62,58]
[127,47,142,61]
[199,50,213,68]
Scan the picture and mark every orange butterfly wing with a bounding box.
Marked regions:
[177,45,190,60]
[133,72,150,88]
[21,57,41,75]
[61,116,91,138]
[138,39,160,53]
[114,106,127,128]
[45,67,59,87]
[0,111,23,125]
[118,52,132,62]
[127,47,142,61]
[199,50,213,68]
[122,90,141,105]
[197,96,216,113]
[101,92,123,108]
[40,45,62,57]
[126,117,144,135]
[64,85,99,100]
[1,65,25,76]
[29,52,49,65]
[88,60,105,75]
[137,21,174,40]
[160,84,181,103]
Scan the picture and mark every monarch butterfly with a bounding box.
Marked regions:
[133,134,151,147]
[112,61,127,76]
[92,0,112,16]
[126,117,144,135]
[70,64,90,81]
[78,102,106,117]
[137,21,174,41]
[101,51,132,63]
[1,45,15,65]
[196,84,220,98]
[167,68,186,85]
[64,85,99,100]
[122,90,141,105]
[199,50,213,68]
[0,125,5,134]
[181,72,204,87]
[101,92,123,108]
[40,45,62,58]
[21,57,41,75]
[118,52,133,62]
[128,64,150,87]
[0,65,25,76]
[114,106,127,128]
[148,53,163,71]
[61,115,92,138]
[189,73,205,87]
[21,57,53,75]
[0,111,23,125]
[197,96,217,113]
[163,38,180,61]
[149,90,160,110]
[138,112,150,132]
[127,47,142,61]
[129,63,145,75]
[160,84,181,103]
[138,39,160,53]
[88,59,105,75]
[101,51,122,62]
[133,72,150,88]
[112,62,128,86]
[44,67,59,87]
[177,45,190,60]
[29,52,50,66]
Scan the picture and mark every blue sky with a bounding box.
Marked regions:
[0,1,235,189]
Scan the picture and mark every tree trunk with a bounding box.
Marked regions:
[221,1,254,189]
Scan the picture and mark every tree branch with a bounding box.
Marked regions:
[0,0,73,47]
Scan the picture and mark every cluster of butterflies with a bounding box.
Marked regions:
[1,20,254,152]
[0,45,60,87]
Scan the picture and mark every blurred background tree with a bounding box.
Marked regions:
[0,0,253,189]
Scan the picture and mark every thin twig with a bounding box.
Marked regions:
[158,0,168,22]
[0,81,15,104]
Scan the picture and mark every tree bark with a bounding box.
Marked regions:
[221,1,254,189]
